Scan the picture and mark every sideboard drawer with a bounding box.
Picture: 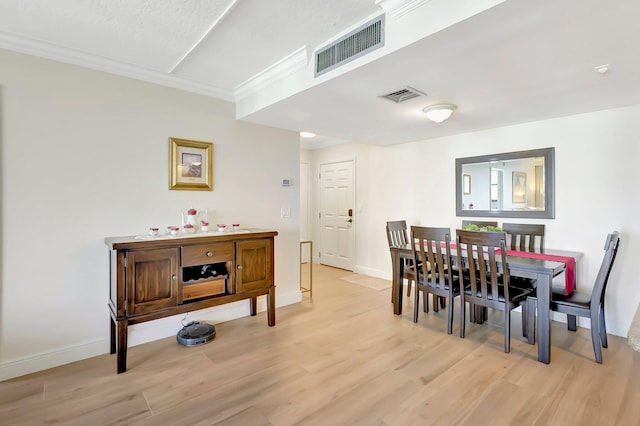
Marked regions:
[182,279,226,301]
[182,242,234,266]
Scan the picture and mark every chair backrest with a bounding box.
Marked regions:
[456,230,510,304]
[461,220,499,228]
[591,231,621,310]
[502,223,545,252]
[411,226,453,290]
[386,220,410,248]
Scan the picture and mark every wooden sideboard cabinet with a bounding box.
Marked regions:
[105,230,277,373]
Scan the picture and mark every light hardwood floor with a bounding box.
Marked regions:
[2,265,639,425]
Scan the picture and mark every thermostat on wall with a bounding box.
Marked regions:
[282,179,292,186]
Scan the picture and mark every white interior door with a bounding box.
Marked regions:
[320,160,355,270]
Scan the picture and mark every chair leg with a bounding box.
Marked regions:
[526,297,536,345]
[407,278,412,297]
[460,298,466,338]
[600,305,608,348]
[424,290,429,313]
[567,315,577,331]
[504,310,511,353]
[432,294,439,312]
[469,305,484,324]
[475,305,485,324]
[447,296,454,335]
[413,287,420,323]
[590,317,603,363]
[440,296,446,309]
[521,302,528,339]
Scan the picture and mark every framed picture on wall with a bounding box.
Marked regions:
[169,137,214,191]
[512,171,526,203]
[463,174,471,194]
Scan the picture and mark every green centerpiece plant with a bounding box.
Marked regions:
[462,224,503,232]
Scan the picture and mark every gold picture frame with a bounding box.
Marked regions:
[169,137,213,191]
[463,174,471,195]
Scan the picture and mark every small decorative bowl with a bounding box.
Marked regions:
[168,226,180,235]
[201,225,209,233]
[217,224,226,232]
[232,223,240,230]
[183,225,195,234]
[149,227,159,236]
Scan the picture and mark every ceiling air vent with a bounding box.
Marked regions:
[380,87,426,103]
[315,16,385,77]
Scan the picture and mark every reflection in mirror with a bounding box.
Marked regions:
[456,148,555,219]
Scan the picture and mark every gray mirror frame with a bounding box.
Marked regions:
[456,147,555,219]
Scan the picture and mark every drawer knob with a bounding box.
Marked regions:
[172,275,177,281]
[206,251,213,257]
[237,265,243,270]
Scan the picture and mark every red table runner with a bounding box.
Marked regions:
[435,242,575,295]
[504,250,575,295]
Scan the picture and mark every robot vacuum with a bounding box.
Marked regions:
[176,321,216,346]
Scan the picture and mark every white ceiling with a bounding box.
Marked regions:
[1,0,639,148]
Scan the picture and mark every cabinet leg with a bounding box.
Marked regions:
[110,316,116,355]
[116,319,128,374]
[250,297,257,316]
[267,286,276,326]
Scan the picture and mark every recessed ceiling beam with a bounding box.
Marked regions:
[169,0,241,73]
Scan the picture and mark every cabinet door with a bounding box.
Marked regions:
[236,239,273,293]
[126,248,179,315]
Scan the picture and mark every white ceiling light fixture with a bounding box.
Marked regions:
[300,131,316,138]
[423,103,456,123]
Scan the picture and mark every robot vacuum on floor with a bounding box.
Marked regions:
[176,321,216,346]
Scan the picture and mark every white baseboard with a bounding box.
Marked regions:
[0,339,107,382]
[353,265,389,280]
[0,290,302,382]
[311,259,391,282]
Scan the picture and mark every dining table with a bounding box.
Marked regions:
[390,243,581,364]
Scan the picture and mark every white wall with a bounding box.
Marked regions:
[305,104,640,338]
[0,49,301,380]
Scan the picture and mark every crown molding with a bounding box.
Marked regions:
[300,136,348,150]
[233,45,308,101]
[375,0,432,18]
[0,30,233,101]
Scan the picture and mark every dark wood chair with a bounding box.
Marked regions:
[502,223,546,308]
[502,223,545,252]
[527,231,620,363]
[411,226,459,334]
[460,220,499,323]
[461,220,498,228]
[386,220,415,297]
[456,230,533,352]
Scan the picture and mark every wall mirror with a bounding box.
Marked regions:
[456,147,555,219]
